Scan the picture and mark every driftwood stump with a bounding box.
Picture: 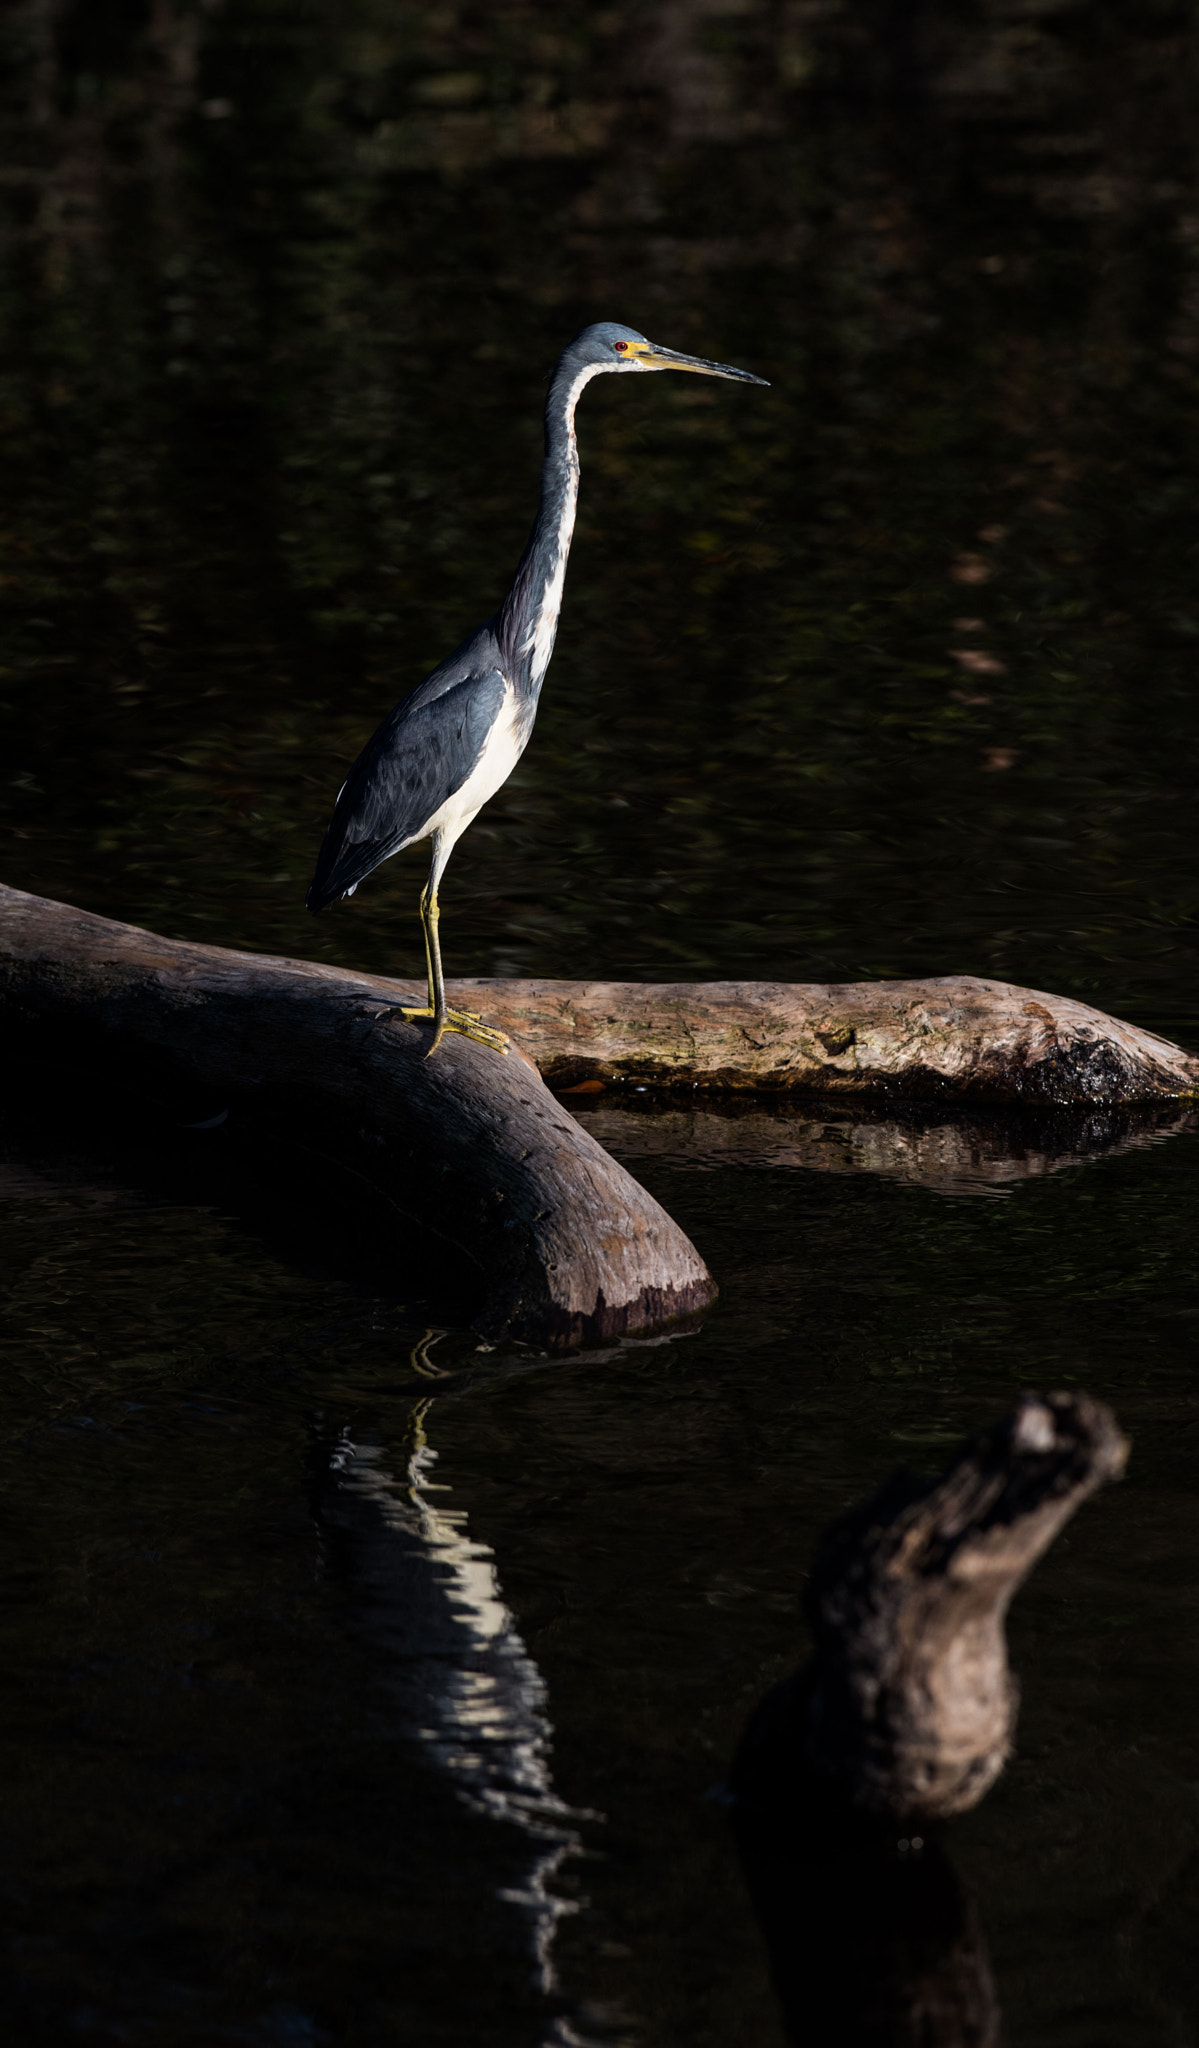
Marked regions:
[734,1392,1128,1828]
[0,884,714,1350]
[801,1391,1128,1820]
[731,1393,1126,2045]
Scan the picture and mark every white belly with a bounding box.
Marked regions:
[421,681,527,853]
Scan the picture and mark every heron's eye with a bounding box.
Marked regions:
[613,341,629,353]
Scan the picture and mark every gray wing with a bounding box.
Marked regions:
[306,665,508,910]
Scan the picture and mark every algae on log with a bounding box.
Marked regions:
[0,884,715,1350]
[449,976,1199,1103]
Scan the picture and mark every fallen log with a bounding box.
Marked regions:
[3,888,1195,1111]
[733,1392,1129,1827]
[0,884,714,1351]
[451,976,1199,1103]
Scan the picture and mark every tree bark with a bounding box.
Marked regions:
[0,884,715,1351]
[449,976,1199,1104]
[789,1392,1128,1823]
[729,1393,1126,2041]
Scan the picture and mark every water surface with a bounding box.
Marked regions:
[1,3,1198,2041]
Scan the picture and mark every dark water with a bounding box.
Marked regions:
[2,3,1198,2042]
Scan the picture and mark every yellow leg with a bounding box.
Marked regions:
[400,884,508,1058]
[409,1327,450,1378]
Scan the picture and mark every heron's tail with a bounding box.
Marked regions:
[306,831,395,912]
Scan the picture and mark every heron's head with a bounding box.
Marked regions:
[566,322,768,386]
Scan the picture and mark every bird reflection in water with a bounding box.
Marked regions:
[731,1679,1000,2047]
[316,1398,585,2005]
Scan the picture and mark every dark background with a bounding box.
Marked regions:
[2,6,1199,2045]
[2,0,1196,1017]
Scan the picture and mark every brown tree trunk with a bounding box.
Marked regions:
[735,1392,1128,1828]
[730,1393,1127,2043]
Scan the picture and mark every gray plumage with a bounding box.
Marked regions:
[307,659,509,909]
[306,321,766,1054]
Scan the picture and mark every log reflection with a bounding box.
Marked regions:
[576,1099,1198,1199]
[732,1749,1000,2048]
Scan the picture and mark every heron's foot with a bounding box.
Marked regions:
[400,1004,510,1057]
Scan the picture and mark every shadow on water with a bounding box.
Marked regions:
[0,1011,492,1322]
[733,1757,1001,2047]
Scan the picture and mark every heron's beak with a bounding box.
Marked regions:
[636,342,768,386]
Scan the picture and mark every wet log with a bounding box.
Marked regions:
[449,976,1199,1104]
[734,1392,1128,1827]
[0,884,714,1351]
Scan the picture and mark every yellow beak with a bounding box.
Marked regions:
[631,342,768,386]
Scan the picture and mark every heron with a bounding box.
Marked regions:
[306,322,767,1055]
